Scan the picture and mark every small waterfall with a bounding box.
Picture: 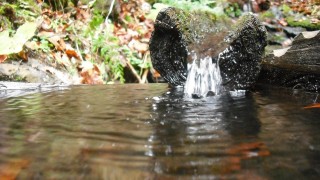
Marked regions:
[184,55,222,98]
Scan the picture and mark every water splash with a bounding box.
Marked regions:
[184,55,222,98]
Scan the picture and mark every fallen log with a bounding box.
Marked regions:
[149,7,267,90]
[258,30,320,91]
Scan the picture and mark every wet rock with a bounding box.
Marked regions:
[0,81,69,98]
[0,58,77,85]
[149,7,267,90]
[258,30,320,91]
[218,13,267,90]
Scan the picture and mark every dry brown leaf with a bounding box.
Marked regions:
[41,16,52,31]
[0,159,30,180]
[18,51,28,61]
[66,49,80,60]
[0,55,8,63]
[80,65,103,84]
[152,70,161,79]
[278,18,288,26]
[76,8,90,21]
[37,31,55,38]
[304,103,320,109]
[226,142,270,159]
[133,40,148,53]
[52,52,72,66]
[48,36,66,51]
[25,41,40,50]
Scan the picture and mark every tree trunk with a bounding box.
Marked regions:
[258,30,320,91]
[149,7,267,90]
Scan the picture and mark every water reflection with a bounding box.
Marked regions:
[146,88,266,178]
[0,84,319,179]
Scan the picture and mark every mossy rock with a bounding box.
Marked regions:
[150,7,267,90]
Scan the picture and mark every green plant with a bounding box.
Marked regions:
[38,38,53,53]
[224,3,242,18]
[154,0,225,17]
[85,11,126,83]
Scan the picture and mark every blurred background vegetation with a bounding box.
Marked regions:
[0,0,319,84]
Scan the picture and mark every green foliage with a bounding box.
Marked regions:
[92,31,125,83]
[280,4,320,30]
[281,4,292,15]
[84,12,125,83]
[260,10,275,19]
[286,16,320,30]
[154,0,225,17]
[224,3,242,18]
[38,38,53,53]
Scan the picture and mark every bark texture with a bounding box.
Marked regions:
[258,30,320,91]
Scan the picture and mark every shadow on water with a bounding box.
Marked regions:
[0,84,319,179]
[147,87,265,179]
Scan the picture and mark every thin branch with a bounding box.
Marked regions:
[127,61,142,83]
[141,69,149,84]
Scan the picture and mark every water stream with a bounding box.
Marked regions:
[0,84,319,179]
[184,56,222,98]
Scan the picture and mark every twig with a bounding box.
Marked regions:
[127,61,142,83]
[106,0,116,22]
[72,25,84,62]
[141,69,149,84]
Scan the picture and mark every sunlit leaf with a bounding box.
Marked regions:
[80,63,104,84]
[0,55,8,63]
[15,22,38,43]
[0,22,37,55]
[48,36,66,51]
[18,51,28,61]
[304,103,320,109]
[0,159,30,180]
[66,49,80,59]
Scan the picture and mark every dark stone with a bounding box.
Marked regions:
[218,14,267,90]
[149,7,267,90]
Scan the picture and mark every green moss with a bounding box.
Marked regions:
[0,74,26,82]
[286,16,320,30]
[260,10,275,20]
[281,4,292,15]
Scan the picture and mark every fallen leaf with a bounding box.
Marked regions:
[25,41,40,50]
[66,49,80,60]
[80,61,103,84]
[152,69,161,79]
[37,31,55,38]
[0,159,30,180]
[278,18,288,26]
[304,103,320,109]
[48,36,66,51]
[133,40,148,53]
[18,51,28,61]
[0,22,37,55]
[0,55,8,63]
[52,52,71,66]
[226,142,270,159]
[80,69,103,85]
[76,8,90,21]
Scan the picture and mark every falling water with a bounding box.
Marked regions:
[184,55,222,98]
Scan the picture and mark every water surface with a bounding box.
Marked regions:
[0,84,319,179]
